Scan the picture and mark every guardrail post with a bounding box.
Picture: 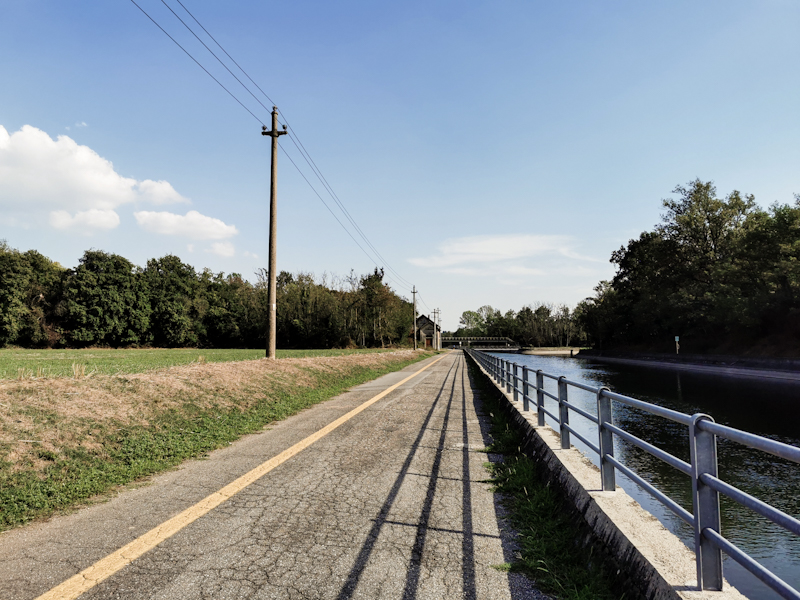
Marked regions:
[506,361,512,394]
[690,414,723,591]
[596,387,615,491]
[500,359,506,387]
[512,363,519,401]
[522,366,530,411]
[558,376,570,449]
[536,370,545,426]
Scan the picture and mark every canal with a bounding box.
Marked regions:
[488,353,800,600]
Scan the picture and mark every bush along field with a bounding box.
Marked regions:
[0,349,431,531]
[467,360,625,600]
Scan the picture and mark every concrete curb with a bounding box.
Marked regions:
[464,352,746,600]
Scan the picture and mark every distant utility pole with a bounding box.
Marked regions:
[262,107,287,359]
[412,286,417,350]
[432,308,439,350]
[436,308,441,350]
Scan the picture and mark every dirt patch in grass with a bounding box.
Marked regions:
[0,350,431,529]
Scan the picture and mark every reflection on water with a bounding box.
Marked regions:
[488,353,800,600]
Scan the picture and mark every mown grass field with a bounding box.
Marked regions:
[0,349,431,530]
[0,347,397,380]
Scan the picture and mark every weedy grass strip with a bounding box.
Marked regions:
[0,350,431,531]
[467,360,625,600]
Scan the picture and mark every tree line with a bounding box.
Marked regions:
[577,179,800,354]
[454,303,587,347]
[0,243,413,349]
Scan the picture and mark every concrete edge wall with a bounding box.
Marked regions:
[464,351,745,600]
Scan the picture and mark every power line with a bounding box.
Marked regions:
[159,0,274,117]
[417,293,432,313]
[131,0,419,295]
[279,147,409,293]
[165,0,415,290]
[173,0,278,107]
[128,0,264,126]
[284,132,415,290]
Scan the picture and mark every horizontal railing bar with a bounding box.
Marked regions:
[562,423,600,455]
[540,406,560,423]
[700,474,800,537]
[563,379,600,393]
[540,371,561,381]
[541,389,559,402]
[564,402,599,424]
[606,455,694,525]
[605,423,692,476]
[703,529,800,600]
[697,420,800,464]
[601,390,693,425]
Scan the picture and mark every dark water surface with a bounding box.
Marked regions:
[488,353,800,600]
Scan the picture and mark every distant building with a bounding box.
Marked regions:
[416,314,440,350]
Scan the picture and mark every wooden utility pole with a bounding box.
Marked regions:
[412,286,417,350]
[262,107,287,359]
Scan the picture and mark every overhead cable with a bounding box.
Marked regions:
[131,0,417,295]
[279,147,408,293]
[128,0,264,126]
[165,0,415,290]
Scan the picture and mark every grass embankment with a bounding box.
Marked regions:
[0,349,431,531]
[0,347,397,380]
[467,361,624,600]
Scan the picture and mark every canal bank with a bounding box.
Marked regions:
[580,351,800,383]
[485,351,800,600]
[465,350,746,600]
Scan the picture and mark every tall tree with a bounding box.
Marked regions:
[62,250,150,346]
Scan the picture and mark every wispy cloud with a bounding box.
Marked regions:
[409,233,604,286]
[208,241,235,257]
[410,234,599,267]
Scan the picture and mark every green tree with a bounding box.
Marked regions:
[144,255,200,347]
[63,250,151,347]
[458,310,484,334]
[0,242,64,347]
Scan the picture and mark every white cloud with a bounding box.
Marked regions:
[208,241,235,257]
[243,250,259,259]
[75,121,87,128]
[409,233,607,289]
[136,179,189,205]
[134,210,238,240]
[409,234,591,269]
[49,209,120,233]
[0,124,189,231]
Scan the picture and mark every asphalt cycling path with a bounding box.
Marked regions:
[0,351,544,599]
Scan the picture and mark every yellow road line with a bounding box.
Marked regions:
[35,353,449,600]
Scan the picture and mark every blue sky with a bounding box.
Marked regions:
[2,0,799,330]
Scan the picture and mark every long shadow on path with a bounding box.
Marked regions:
[335,357,460,600]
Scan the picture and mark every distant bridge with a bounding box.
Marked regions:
[441,336,520,350]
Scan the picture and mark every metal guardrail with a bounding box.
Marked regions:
[466,349,800,599]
